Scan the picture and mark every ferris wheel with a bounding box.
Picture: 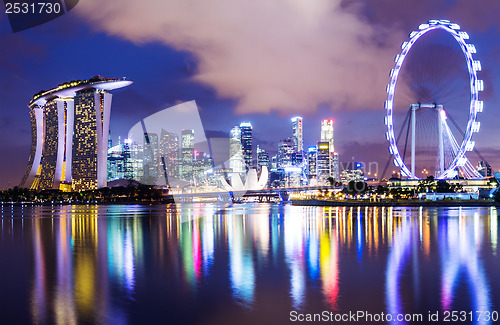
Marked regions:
[385,20,483,179]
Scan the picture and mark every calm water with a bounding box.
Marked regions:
[0,203,499,325]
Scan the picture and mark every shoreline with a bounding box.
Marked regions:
[2,199,500,208]
[291,199,500,207]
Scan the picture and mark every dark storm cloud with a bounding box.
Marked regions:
[340,0,500,32]
[75,0,404,114]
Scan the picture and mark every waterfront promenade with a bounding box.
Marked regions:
[292,198,500,207]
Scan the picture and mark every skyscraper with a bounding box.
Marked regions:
[307,146,317,180]
[122,140,133,179]
[278,138,294,168]
[180,129,195,180]
[106,138,133,182]
[107,139,127,182]
[291,116,303,153]
[37,99,62,190]
[316,142,331,183]
[20,76,132,191]
[129,141,144,180]
[229,126,245,175]
[321,119,335,153]
[239,122,253,170]
[257,145,269,172]
[159,129,179,179]
[143,132,159,182]
[320,119,340,181]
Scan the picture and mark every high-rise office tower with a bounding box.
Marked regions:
[20,76,132,191]
[229,126,245,175]
[192,152,213,185]
[143,132,159,182]
[107,139,126,182]
[239,122,253,170]
[270,155,278,170]
[159,129,179,179]
[291,116,303,153]
[332,152,340,182]
[122,140,133,180]
[278,138,294,168]
[320,119,340,181]
[257,145,269,172]
[129,141,144,180]
[321,119,335,153]
[307,146,317,179]
[180,129,195,180]
[316,142,331,183]
[108,130,113,151]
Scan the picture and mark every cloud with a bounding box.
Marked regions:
[74,0,403,115]
[341,0,500,33]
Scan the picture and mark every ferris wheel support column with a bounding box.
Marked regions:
[411,104,417,179]
[438,107,445,177]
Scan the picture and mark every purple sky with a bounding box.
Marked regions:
[1,0,500,188]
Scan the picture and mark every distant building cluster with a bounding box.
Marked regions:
[477,161,492,178]
[106,129,213,187]
[225,118,341,188]
[106,117,343,190]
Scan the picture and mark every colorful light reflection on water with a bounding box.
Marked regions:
[0,203,498,324]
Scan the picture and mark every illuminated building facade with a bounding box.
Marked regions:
[477,161,492,177]
[229,126,245,175]
[291,116,303,153]
[37,100,64,190]
[316,142,331,183]
[159,130,179,178]
[129,141,144,180]
[180,129,195,180]
[192,152,213,184]
[320,119,340,181]
[257,145,269,172]
[307,146,317,180]
[143,132,159,182]
[278,138,294,168]
[20,76,132,191]
[106,139,132,182]
[107,140,127,182]
[321,120,334,152]
[72,88,112,191]
[340,169,364,184]
[240,122,253,170]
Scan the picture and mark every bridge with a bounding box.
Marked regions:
[168,185,337,204]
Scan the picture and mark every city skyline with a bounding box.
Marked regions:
[105,111,343,190]
[2,2,500,188]
[1,3,500,325]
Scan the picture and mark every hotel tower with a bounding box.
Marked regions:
[20,76,132,191]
